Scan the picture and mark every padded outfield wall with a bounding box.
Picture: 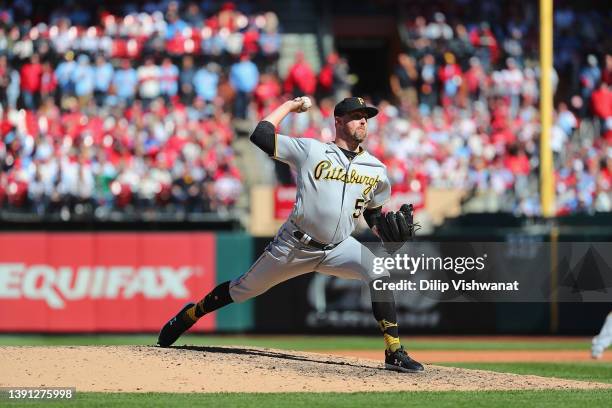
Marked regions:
[0,213,610,334]
[0,232,254,332]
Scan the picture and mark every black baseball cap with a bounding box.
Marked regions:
[333,97,379,118]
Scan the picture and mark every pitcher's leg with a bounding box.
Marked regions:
[228,224,324,302]
[185,281,233,322]
[228,250,316,303]
[315,239,400,350]
[184,249,305,323]
[315,238,400,348]
[164,251,285,347]
[315,236,389,281]
[158,227,321,347]
[158,280,233,347]
[316,238,423,372]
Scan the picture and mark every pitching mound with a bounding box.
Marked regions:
[1,346,609,393]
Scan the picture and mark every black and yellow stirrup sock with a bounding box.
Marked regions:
[184,281,234,323]
[370,277,401,352]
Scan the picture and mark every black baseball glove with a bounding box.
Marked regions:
[376,204,420,251]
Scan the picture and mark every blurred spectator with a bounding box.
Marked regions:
[603,54,612,86]
[438,52,462,107]
[72,54,95,107]
[470,22,499,71]
[193,62,219,103]
[425,12,453,41]
[39,61,57,101]
[464,57,486,102]
[6,60,20,109]
[165,9,188,40]
[0,55,9,107]
[318,52,337,99]
[502,58,524,118]
[201,27,227,57]
[591,82,612,139]
[254,72,281,117]
[503,29,524,67]
[556,102,577,138]
[242,26,260,56]
[182,2,204,27]
[93,54,114,106]
[159,57,179,102]
[179,55,196,103]
[390,53,418,108]
[111,59,137,106]
[580,55,601,105]
[419,53,438,112]
[50,19,73,55]
[55,52,76,97]
[258,12,281,61]
[0,28,8,56]
[229,54,259,119]
[19,53,42,109]
[284,51,316,97]
[137,57,160,107]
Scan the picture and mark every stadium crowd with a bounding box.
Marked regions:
[278,1,611,215]
[0,0,610,218]
[0,0,281,217]
[393,1,611,215]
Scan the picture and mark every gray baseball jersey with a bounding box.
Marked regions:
[228,134,391,303]
[274,134,391,244]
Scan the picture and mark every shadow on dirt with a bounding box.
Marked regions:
[168,345,387,372]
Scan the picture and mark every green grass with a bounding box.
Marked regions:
[0,335,592,351]
[440,362,612,384]
[2,390,611,408]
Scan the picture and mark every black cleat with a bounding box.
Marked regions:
[157,303,196,347]
[384,346,425,373]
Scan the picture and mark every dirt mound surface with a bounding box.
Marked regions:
[1,346,609,393]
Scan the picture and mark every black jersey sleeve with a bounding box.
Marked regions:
[249,120,276,156]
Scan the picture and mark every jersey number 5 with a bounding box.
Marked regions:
[353,198,366,218]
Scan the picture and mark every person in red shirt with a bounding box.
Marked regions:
[19,53,42,110]
[284,51,316,97]
[591,82,611,119]
[242,26,260,56]
[591,82,611,139]
[317,52,339,99]
[253,72,281,118]
[503,143,530,176]
[438,52,463,107]
[464,57,486,102]
[40,61,57,101]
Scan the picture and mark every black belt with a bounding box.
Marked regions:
[293,230,339,251]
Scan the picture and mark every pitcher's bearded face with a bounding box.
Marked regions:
[338,110,369,143]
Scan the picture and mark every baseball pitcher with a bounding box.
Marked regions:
[158,96,424,373]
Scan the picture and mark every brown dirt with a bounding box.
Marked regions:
[319,350,612,363]
[0,346,610,393]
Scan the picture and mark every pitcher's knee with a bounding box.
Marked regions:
[229,278,268,303]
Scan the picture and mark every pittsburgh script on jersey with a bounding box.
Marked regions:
[314,160,380,195]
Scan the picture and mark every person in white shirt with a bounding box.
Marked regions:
[137,57,161,107]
